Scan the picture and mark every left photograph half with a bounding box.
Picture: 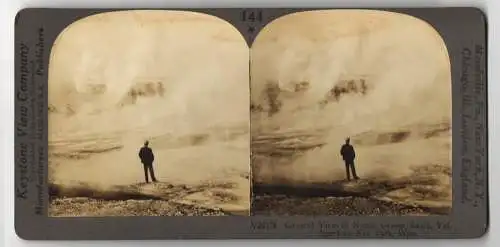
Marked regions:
[47,10,250,217]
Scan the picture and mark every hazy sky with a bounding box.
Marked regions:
[48,10,249,135]
[251,10,451,106]
[250,10,451,133]
[48,10,452,136]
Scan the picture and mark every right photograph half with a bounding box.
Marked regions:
[250,10,452,216]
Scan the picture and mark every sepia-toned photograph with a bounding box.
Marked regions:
[250,10,452,216]
[48,10,250,217]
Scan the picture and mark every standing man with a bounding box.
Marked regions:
[340,137,359,181]
[138,140,158,183]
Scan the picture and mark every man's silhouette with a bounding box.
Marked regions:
[138,141,158,183]
[340,137,359,181]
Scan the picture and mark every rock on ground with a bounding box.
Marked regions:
[49,197,228,217]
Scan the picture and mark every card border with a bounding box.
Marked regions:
[14,7,488,240]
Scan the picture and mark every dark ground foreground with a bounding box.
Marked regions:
[251,183,451,216]
[252,195,436,216]
[48,181,246,217]
[50,197,227,216]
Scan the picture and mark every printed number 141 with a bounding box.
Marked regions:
[242,11,263,22]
